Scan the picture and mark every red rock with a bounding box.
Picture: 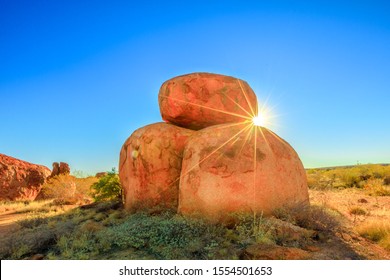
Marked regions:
[49,162,70,178]
[51,162,60,177]
[158,72,258,130]
[178,123,309,222]
[0,154,51,201]
[95,172,108,178]
[241,243,310,260]
[59,162,70,175]
[268,217,316,245]
[119,123,193,211]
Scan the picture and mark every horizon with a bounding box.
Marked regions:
[1,1,390,175]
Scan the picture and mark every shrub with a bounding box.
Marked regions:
[91,168,122,202]
[349,207,367,216]
[363,178,390,196]
[39,174,97,205]
[306,164,390,191]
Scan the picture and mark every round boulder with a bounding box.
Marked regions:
[178,123,309,222]
[158,72,258,130]
[119,123,194,211]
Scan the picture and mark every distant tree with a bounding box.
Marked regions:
[91,168,122,202]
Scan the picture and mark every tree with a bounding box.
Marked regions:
[91,168,122,202]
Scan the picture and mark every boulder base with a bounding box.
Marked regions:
[119,123,193,211]
[0,154,51,201]
[158,72,258,130]
[178,123,309,221]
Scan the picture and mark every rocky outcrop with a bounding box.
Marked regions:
[158,73,258,130]
[119,72,309,220]
[119,123,193,211]
[49,162,70,178]
[59,162,70,175]
[0,154,51,201]
[178,123,309,221]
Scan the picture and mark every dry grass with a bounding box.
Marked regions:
[39,174,97,205]
[349,207,367,216]
[356,219,390,250]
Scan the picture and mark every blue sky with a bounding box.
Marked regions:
[1,0,389,175]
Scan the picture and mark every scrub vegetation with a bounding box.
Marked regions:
[0,164,389,260]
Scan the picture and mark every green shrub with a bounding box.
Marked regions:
[91,168,122,202]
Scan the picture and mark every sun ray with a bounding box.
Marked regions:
[253,123,258,211]
[219,91,253,118]
[163,121,251,190]
[237,123,254,155]
[257,125,272,152]
[237,79,256,117]
[179,122,252,183]
[160,95,252,121]
[265,128,289,148]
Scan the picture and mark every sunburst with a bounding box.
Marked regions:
[159,78,278,215]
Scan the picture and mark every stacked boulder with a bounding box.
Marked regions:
[48,162,71,178]
[119,72,309,222]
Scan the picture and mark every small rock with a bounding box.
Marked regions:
[358,198,368,203]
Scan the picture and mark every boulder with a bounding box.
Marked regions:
[178,123,309,222]
[158,72,258,130]
[49,162,70,178]
[95,172,108,178]
[59,162,70,175]
[119,123,193,211]
[51,162,60,177]
[0,154,51,201]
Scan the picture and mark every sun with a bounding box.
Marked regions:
[252,113,265,127]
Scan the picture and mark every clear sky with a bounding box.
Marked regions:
[1,0,389,175]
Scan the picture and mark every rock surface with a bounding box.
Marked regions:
[158,72,258,130]
[59,162,70,175]
[119,123,193,211]
[49,162,70,178]
[95,172,108,178]
[0,154,51,201]
[241,243,310,260]
[178,123,309,221]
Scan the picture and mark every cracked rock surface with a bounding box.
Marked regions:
[0,154,51,201]
[178,123,309,221]
[158,72,258,130]
[119,123,193,211]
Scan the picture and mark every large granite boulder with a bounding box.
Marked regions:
[0,154,51,201]
[158,72,258,130]
[119,123,193,211]
[178,123,309,222]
